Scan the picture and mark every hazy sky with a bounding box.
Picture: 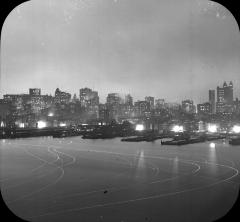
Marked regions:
[1,0,240,103]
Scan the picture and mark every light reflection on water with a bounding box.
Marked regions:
[209,142,217,174]
[135,150,146,179]
[172,156,179,175]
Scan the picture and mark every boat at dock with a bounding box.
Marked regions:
[229,137,240,145]
[161,136,205,146]
[121,135,167,142]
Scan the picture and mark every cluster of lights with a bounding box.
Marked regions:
[59,122,67,127]
[48,112,54,117]
[207,124,217,133]
[232,125,240,134]
[172,125,184,133]
[19,123,25,128]
[135,124,144,131]
[37,121,47,129]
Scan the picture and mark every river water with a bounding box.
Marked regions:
[1,137,240,222]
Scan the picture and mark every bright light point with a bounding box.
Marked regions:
[172,125,184,133]
[48,112,54,117]
[232,125,240,134]
[135,124,144,131]
[210,143,216,148]
[0,121,4,127]
[19,123,25,128]
[59,123,66,127]
[208,124,217,133]
[37,121,47,129]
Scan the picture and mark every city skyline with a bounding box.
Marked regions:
[1,80,239,106]
[1,0,240,104]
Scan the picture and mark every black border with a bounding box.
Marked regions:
[0,0,239,221]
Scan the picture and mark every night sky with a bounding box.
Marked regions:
[1,0,240,103]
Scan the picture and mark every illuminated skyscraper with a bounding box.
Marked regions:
[106,93,121,120]
[79,88,99,108]
[54,88,71,104]
[216,82,234,113]
[79,88,99,118]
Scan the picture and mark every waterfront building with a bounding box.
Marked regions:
[0,99,13,127]
[99,104,110,123]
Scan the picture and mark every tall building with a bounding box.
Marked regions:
[106,93,121,120]
[145,96,154,110]
[3,94,30,116]
[181,100,196,113]
[216,82,234,113]
[134,101,150,117]
[224,81,233,104]
[106,93,121,105]
[125,94,133,107]
[217,81,233,104]
[98,104,110,122]
[54,88,71,104]
[0,99,13,127]
[209,90,215,114]
[79,88,99,107]
[79,88,99,118]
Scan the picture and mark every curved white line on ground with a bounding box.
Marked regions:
[5,146,69,204]
[29,162,239,220]
[27,144,239,219]
[41,145,201,202]
[1,145,61,190]
[0,144,55,183]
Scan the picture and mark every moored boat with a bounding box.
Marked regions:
[229,137,240,145]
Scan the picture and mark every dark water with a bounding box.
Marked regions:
[1,137,240,222]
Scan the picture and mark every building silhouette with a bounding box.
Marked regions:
[209,90,215,114]
[216,82,234,113]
